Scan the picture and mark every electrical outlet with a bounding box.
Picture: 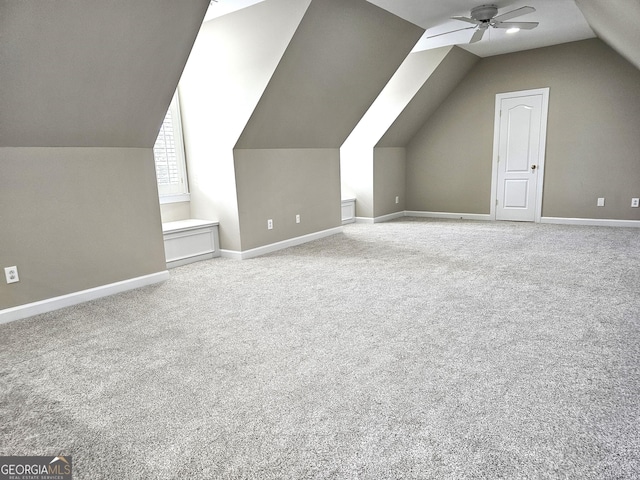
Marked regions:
[395,196,399,204]
[597,198,605,207]
[267,219,273,230]
[4,266,19,284]
[295,214,301,224]
[632,198,639,208]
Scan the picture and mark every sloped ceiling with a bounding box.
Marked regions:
[377,46,479,147]
[368,0,595,57]
[203,0,266,21]
[366,0,639,72]
[235,0,424,149]
[0,0,209,147]
[574,0,640,71]
[344,46,455,150]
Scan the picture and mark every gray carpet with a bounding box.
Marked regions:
[1,218,639,479]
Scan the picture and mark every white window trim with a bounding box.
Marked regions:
[154,92,189,203]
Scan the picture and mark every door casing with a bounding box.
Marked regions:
[490,87,550,222]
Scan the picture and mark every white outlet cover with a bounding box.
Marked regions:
[5,266,19,284]
[597,198,605,207]
[632,198,639,208]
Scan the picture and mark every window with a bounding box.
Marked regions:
[154,92,189,203]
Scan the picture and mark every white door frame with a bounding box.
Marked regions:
[490,87,550,222]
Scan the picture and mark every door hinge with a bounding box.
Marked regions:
[496,199,498,206]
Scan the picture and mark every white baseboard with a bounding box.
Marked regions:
[402,212,640,227]
[167,252,216,269]
[355,212,405,224]
[0,271,170,325]
[220,226,343,260]
[541,217,640,228]
[374,212,405,223]
[404,211,492,221]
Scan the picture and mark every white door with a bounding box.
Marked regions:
[492,89,549,222]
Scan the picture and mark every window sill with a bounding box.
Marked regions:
[159,193,191,205]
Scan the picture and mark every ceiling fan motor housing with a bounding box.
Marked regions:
[471,4,498,22]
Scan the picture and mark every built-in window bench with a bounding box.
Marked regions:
[162,219,220,269]
[341,198,356,224]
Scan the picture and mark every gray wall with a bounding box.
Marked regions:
[340,48,449,219]
[364,47,478,220]
[234,149,341,251]
[575,0,640,71]
[0,148,166,309]
[378,47,479,148]
[341,46,477,220]
[232,0,421,241]
[179,0,313,251]
[0,0,209,147]
[182,0,423,251]
[406,39,640,220]
[0,1,208,311]
[236,0,424,149]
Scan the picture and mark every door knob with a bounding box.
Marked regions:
[531,165,537,170]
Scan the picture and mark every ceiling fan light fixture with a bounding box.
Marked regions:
[428,4,538,44]
[471,5,499,22]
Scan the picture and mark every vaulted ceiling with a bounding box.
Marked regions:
[234,0,424,149]
[0,0,209,147]
[368,0,595,57]
[206,0,640,70]
[2,0,637,149]
[573,0,640,70]
[369,0,640,70]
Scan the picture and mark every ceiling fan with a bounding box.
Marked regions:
[428,4,539,44]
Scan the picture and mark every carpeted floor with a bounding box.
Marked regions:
[1,218,639,479]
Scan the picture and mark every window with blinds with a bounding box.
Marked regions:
[154,92,189,202]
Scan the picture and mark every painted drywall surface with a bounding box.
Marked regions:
[183,0,422,247]
[233,149,341,251]
[0,0,209,147]
[575,0,640,71]
[344,47,451,150]
[340,146,374,218]
[178,0,312,251]
[0,148,166,310]
[185,147,242,251]
[340,47,451,218]
[406,39,640,220]
[235,0,425,149]
[341,47,477,219]
[374,147,406,217]
[378,47,480,147]
[406,81,490,215]
[160,202,191,223]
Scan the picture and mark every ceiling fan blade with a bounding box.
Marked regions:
[493,6,535,23]
[469,28,486,44]
[493,21,539,30]
[451,16,481,25]
[427,25,476,39]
